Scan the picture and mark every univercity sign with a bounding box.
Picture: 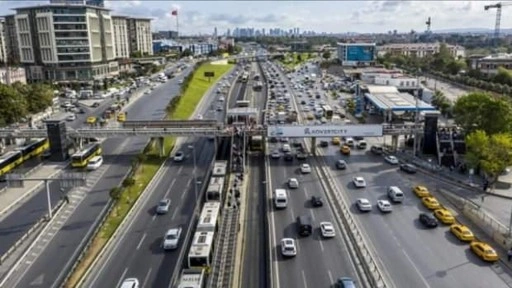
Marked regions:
[267,125,383,138]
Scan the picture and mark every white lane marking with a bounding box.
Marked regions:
[116,268,128,288]
[151,214,156,222]
[136,233,146,250]
[290,206,295,222]
[309,209,316,222]
[178,166,183,175]
[301,270,309,288]
[142,267,153,288]
[267,156,281,288]
[318,236,324,252]
[402,248,431,288]
[327,270,334,285]
[303,187,309,199]
[164,178,176,198]
[171,208,179,220]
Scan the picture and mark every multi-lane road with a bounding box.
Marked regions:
[6,65,202,288]
[83,68,237,288]
[286,62,512,288]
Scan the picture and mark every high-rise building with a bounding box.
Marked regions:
[3,15,20,64]
[112,16,129,59]
[214,27,217,37]
[49,0,105,7]
[127,17,153,56]
[13,3,118,82]
[0,19,7,63]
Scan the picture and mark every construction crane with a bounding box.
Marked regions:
[425,17,432,33]
[484,2,512,43]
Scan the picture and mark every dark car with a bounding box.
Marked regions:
[311,196,323,207]
[370,145,384,155]
[296,152,308,160]
[92,102,100,108]
[400,164,417,174]
[336,160,347,170]
[419,213,438,228]
[353,136,364,141]
[319,140,329,147]
[336,277,356,288]
[284,152,294,161]
[291,140,302,148]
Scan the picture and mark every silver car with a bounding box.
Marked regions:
[156,198,171,214]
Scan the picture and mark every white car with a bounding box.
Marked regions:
[356,198,372,212]
[120,278,139,288]
[86,156,103,171]
[300,163,312,174]
[352,177,366,188]
[66,114,76,121]
[320,222,336,238]
[271,150,281,159]
[173,151,185,162]
[288,178,299,189]
[280,238,297,257]
[162,227,182,250]
[385,155,399,165]
[377,200,393,213]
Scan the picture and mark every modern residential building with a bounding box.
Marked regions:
[3,15,20,64]
[112,16,129,59]
[473,53,512,76]
[337,43,377,67]
[13,3,118,82]
[0,67,27,84]
[377,42,465,59]
[0,19,6,63]
[127,17,153,56]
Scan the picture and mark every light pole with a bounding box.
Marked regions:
[188,145,198,201]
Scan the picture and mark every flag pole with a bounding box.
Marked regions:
[176,12,179,38]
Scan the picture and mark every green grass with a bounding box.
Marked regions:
[64,61,230,288]
[280,52,312,69]
[172,63,234,120]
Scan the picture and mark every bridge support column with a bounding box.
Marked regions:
[311,137,317,156]
[78,138,84,150]
[391,135,399,152]
[158,137,165,157]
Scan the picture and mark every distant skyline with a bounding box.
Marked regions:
[2,0,512,35]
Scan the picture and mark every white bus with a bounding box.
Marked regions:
[206,176,225,202]
[177,268,206,288]
[212,161,228,177]
[196,201,221,233]
[187,231,215,268]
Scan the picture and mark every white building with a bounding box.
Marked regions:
[474,53,512,76]
[361,71,418,89]
[13,3,118,82]
[127,17,153,56]
[112,16,130,59]
[377,42,465,59]
[0,19,6,64]
[0,67,27,84]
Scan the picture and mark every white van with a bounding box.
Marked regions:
[387,186,404,203]
[345,137,354,147]
[357,140,367,149]
[282,144,291,153]
[87,156,103,170]
[274,189,288,208]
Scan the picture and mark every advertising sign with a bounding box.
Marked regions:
[267,125,383,138]
[346,46,375,62]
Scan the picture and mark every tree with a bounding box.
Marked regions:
[465,130,512,186]
[297,53,302,62]
[453,92,512,135]
[26,84,54,114]
[0,84,28,125]
[130,51,143,58]
[431,91,452,116]
[181,48,193,58]
[109,187,123,201]
[322,51,331,60]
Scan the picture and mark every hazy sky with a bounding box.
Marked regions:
[2,1,511,34]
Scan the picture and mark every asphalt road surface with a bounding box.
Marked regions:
[12,66,196,288]
[83,69,236,288]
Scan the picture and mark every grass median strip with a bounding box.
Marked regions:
[64,61,233,288]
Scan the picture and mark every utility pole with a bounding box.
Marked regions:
[413,69,421,157]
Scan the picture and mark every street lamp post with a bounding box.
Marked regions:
[188,145,198,201]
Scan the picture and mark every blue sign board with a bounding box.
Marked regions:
[346,46,375,62]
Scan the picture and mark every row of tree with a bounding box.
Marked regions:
[166,60,207,116]
[452,92,512,186]
[0,82,55,126]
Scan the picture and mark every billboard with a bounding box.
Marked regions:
[346,45,375,62]
[267,125,383,138]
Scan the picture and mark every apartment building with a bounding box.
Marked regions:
[13,3,118,82]
[474,54,512,76]
[3,15,20,64]
[127,17,153,56]
[112,16,129,59]
[377,42,465,59]
[0,19,6,63]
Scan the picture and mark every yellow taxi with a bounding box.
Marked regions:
[340,145,351,155]
[450,224,474,242]
[86,116,97,124]
[306,113,314,120]
[470,241,499,262]
[117,112,126,122]
[422,196,440,210]
[433,208,455,224]
[413,186,431,198]
[332,137,341,145]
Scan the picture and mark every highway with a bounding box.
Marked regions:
[267,61,358,288]
[240,61,268,288]
[288,62,512,288]
[84,68,237,288]
[9,65,200,288]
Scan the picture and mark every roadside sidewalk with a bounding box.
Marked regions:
[0,163,67,220]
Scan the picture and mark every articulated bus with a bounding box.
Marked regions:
[0,151,23,180]
[17,138,50,161]
[250,135,263,151]
[322,105,334,120]
[236,100,250,108]
[187,231,215,268]
[241,72,249,82]
[205,176,225,202]
[71,143,102,168]
[196,201,221,233]
[177,268,206,288]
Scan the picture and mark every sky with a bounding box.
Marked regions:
[2,0,512,35]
